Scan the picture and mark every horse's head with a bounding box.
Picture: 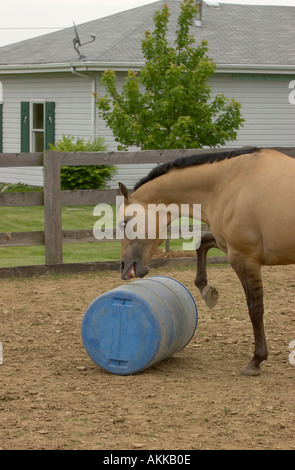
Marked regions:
[118,183,166,280]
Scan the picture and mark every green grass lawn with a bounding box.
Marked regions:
[0,201,223,267]
[0,205,106,232]
[0,204,119,266]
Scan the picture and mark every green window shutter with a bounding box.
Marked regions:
[45,101,55,150]
[21,101,30,152]
[0,103,3,153]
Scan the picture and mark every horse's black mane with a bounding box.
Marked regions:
[133,147,259,191]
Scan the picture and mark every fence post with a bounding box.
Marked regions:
[165,239,170,253]
[43,151,63,265]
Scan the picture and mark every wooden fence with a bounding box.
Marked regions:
[0,147,294,277]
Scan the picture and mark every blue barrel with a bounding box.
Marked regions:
[81,276,198,375]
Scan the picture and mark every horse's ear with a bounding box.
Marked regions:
[118,182,131,202]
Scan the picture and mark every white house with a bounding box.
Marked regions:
[0,0,294,188]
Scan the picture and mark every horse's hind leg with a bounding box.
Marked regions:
[195,232,219,308]
[228,252,268,376]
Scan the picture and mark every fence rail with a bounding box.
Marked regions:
[1,147,294,274]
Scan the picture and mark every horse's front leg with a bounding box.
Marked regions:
[228,253,268,376]
[195,232,219,308]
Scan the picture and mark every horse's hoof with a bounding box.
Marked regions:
[202,285,219,308]
[240,364,261,376]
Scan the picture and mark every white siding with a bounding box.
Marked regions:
[210,74,295,148]
[1,72,294,189]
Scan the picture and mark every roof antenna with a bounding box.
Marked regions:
[73,22,96,60]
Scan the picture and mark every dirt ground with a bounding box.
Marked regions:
[1,263,295,450]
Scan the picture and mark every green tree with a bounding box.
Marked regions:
[95,0,244,150]
[50,134,116,190]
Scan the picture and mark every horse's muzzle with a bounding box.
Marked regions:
[120,260,149,280]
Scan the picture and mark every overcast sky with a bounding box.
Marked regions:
[0,0,295,48]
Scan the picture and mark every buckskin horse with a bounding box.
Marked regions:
[118,148,295,375]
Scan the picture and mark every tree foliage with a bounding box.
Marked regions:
[95,0,244,150]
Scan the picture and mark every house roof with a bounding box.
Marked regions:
[0,1,294,74]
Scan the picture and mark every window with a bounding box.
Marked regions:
[21,101,55,152]
[32,102,45,152]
